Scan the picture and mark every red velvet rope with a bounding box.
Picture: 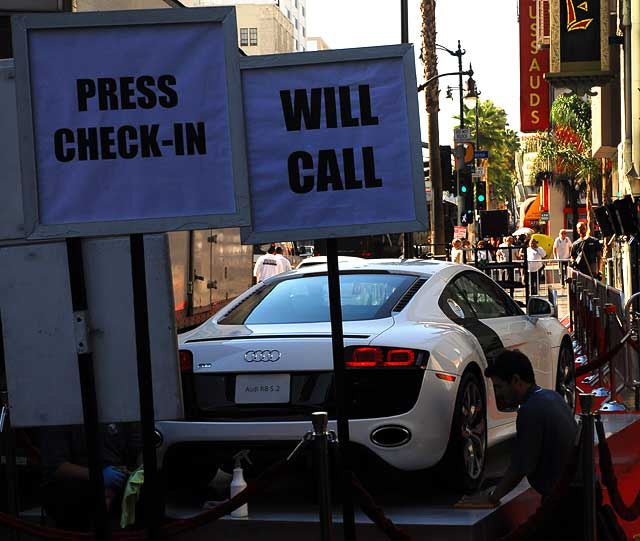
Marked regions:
[575,339,629,377]
[348,471,412,541]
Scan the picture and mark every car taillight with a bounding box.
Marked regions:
[179,350,193,373]
[346,347,424,368]
[385,349,415,366]
[348,347,384,367]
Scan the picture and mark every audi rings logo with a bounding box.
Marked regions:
[244,350,281,362]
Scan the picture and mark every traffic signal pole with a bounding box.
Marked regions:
[456,42,465,227]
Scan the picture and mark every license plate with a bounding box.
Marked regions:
[235,374,290,404]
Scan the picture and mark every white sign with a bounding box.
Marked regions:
[454,225,466,239]
[12,8,250,239]
[454,128,472,142]
[239,45,428,243]
[475,166,486,177]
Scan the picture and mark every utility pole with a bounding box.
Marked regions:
[401,0,413,258]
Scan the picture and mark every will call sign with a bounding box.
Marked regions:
[519,0,550,132]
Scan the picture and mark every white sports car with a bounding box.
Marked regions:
[157,260,573,489]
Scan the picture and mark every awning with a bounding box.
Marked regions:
[523,193,542,227]
[518,194,539,227]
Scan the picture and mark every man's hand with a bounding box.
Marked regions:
[102,465,128,491]
[456,489,500,508]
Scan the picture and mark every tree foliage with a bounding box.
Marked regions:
[455,100,520,204]
[529,95,598,189]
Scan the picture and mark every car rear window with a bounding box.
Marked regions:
[218,273,421,325]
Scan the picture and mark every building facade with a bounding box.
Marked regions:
[187,0,305,53]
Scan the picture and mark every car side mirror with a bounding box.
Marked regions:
[527,297,554,317]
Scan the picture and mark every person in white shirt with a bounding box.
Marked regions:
[497,236,515,281]
[274,246,292,273]
[527,238,546,295]
[450,239,464,264]
[253,246,280,283]
[552,229,573,286]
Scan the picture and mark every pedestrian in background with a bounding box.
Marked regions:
[450,239,464,264]
[253,246,279,283]
[553,229,573,286]
[274,246,292,273]
[571,222,602,280]
[527,238,546,295]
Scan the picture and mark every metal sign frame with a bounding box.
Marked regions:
[238,45,428,244]
[11,8,250,239]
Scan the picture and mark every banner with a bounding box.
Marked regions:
[520,0,550,132]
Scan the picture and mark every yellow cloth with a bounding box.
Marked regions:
[120,466,144,528]
[531,233,553,259]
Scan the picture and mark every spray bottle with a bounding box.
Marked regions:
[230,450,251,518]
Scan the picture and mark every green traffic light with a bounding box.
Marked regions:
[461,186,467,193]
[478,195,485,202]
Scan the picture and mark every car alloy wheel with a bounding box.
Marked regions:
[556,342,576,412]
[458,375,486,482]
[439,371,487,491]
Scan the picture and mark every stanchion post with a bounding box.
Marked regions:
[578,393,597,541]
[604,304,617,403]
[311,412,334,541]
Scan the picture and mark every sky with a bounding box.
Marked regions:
[306,0,521,146]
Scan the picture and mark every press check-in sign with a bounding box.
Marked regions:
[240,45,428,244]
[12,8,250,239]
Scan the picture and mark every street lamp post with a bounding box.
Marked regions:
[436,42,465,227]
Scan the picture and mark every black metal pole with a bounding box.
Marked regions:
[401,0,413,258]
[457,41,464,228]
[326,238,356,541]
[130,234,162,539]
[0,388,18,541]
[578,394,597,541]
[66,238,109,541]
[312,412,334,541]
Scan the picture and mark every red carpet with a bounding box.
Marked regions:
[596,419,640,539]
[565,318,640,538]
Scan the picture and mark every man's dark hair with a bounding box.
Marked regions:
[484,349,536,384]
[267,246,276,254]
[275,246,283,254]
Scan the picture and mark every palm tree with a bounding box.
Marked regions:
[456,100,520,205]
[421,0,444,253]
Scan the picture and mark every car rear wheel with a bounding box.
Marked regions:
[556,341,576,412]
[441,370,487,492]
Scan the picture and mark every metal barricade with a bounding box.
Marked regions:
[569,269,639,410]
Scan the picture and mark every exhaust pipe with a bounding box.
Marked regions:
[370,425,411,448]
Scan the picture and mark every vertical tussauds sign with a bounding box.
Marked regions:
[240,45,427,243]
[12,8,250,239]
